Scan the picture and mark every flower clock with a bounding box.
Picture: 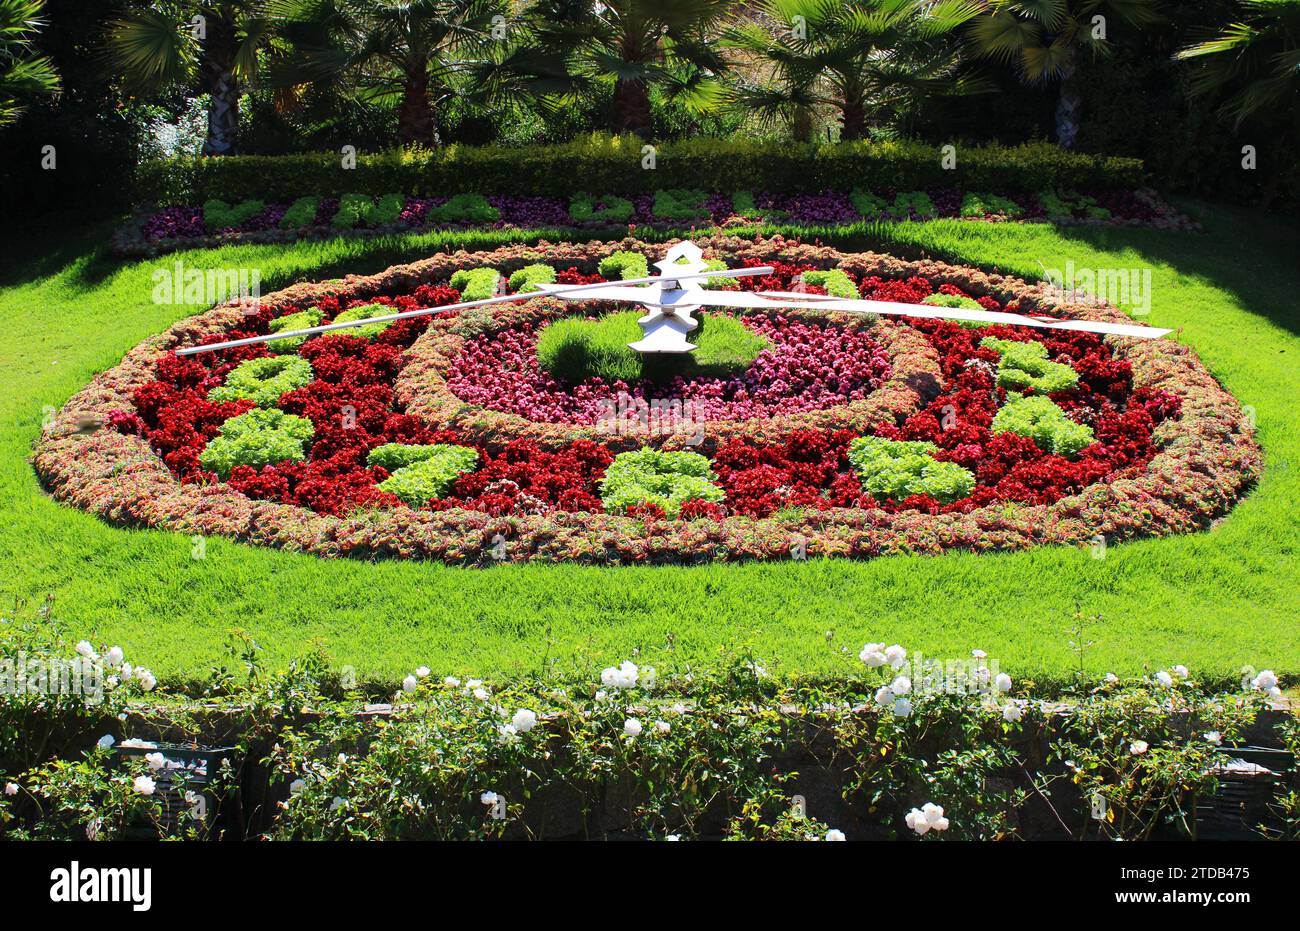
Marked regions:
[34,237,1261,563]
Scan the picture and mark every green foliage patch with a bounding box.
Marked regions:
[652,188,710,222]
[331,304,393,339]
[980,336,1080,393]
[449,267,502,301]
[847,436,976,503]
[198,408,315,479]
[569,192,635,223]
[208,355,314,407]
[598,251,649,281]
[266,308,325,353]
[508,263,556,293]
[278,196,320,229]
[801,269,859,299]
[600,449,725,517]
[960,192,1024,218]
[991,395,1096,457]
[429,193,499,224]
[202,198,265,232]
[369,443,479,506]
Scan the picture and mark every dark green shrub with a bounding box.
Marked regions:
[208,356,315,407]
[847,436,975,503]
[570,192,634,223]
[279,196,320,229]
[198,408,315,478]
[991,395,1095,457]
[600,449,724,516]
[202,198,265,232]
[138,136,1145,206]
[652,188,709,221]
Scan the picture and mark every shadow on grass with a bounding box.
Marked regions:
[853,201,1300,338]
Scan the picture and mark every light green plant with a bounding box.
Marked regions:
[266,308,325,353]
[331,304,393,339]
[991,394,1095,457]
[600,448,725,516]
[370,444,479,506]
[208,355,314,407]
[981,336,1080,393]
[199,408,315,478]
[508,264,557,293]
[847,436,975,503]
[449,268,502,301]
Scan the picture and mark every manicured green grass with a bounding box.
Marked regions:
[1,206,1296,690]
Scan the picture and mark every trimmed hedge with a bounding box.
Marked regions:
[136,135,1145,207]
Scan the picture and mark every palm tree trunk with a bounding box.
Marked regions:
[839,97,867,141]
[1054,62,1082,150]
[612,77,653,138]
[398,65,437,147]
[200,16,240,155]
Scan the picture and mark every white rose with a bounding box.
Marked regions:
[859,643,887,667]
[623,718,643,738]
[511,709,538,733]
[133,775,156,796]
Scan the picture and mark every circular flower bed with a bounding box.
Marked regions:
[34,236,1261,563]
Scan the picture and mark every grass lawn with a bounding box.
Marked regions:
[1,205,1295,690]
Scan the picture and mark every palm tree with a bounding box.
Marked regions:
[0,0,60,127]
[266,0,500,147]
[967,0,1162,149]
[106,1,273,155]
[1175,0,1300,128]
[525,0,735,138]
[725,0,987,142]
